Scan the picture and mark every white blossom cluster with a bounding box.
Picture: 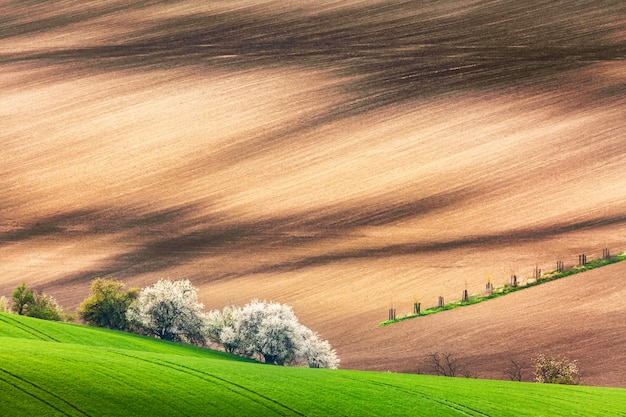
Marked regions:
[533,354,581,385]
[126,280,339,369]
[126,279,206,344]
[206,299,340,369]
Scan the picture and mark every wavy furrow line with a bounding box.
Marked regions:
[0,314,59,342]
[337,374,491,417]
[109,350,303,416]
[61,354,189,417]
[0,367,88,417]
[158,359,307,417]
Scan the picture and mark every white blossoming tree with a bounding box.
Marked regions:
[205,305,240,353]
[206,299,339,368]
[126,279,206,345]
[298,327,340,369]
[533,354,582,385]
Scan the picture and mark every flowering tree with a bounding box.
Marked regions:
[298,327,340,369]
[533,354,581,385]
[206,300,339,368]
[205,305,240,354]
[126,279,206,344]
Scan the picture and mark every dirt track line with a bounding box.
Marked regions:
[337,374,490,417]
[0,313,60,342]
[60,354,189,417]
[158,359,306,417]
[0,367,89,417]
[110,350,304,416]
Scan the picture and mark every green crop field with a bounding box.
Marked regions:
[1,313,625,416]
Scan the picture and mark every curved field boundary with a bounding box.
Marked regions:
[380,251,626,326]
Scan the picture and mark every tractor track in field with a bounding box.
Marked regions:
[0,366,90,417]
[109,350,306,416]
[0,314,60,342]
[337,374,492,417]
[61,353,189,417]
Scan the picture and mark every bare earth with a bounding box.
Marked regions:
[1,1,625,386]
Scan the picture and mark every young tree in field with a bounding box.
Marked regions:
[427,352,472,377]
[126,279,206,344]
[77,278,139,330]
[503,359,524,382]
[533,354,581,385]
[11,283,34,315]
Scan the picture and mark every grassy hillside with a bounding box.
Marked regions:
[1,314,625,417]
[1,0,625,384]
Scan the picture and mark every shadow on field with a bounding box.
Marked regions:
[4,197,626,285]
[2,0,625,286]
[2,0,624,114]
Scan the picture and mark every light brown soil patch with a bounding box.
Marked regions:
[1,0,625,387]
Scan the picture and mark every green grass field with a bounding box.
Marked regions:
[1,313,625,416]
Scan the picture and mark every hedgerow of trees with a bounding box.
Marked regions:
[120,280,339,368]
[2,279,590,377]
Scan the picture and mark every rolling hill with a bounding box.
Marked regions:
[1,313,625,416]
[1,1,625,386]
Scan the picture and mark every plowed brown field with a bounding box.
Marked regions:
[1,1,625,387]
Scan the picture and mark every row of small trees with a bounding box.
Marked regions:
[1,283,65,321]
[79,278,339,369]
[2,278,339,369]
[428,351,582,385]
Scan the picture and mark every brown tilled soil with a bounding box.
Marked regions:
[1,1,625,387]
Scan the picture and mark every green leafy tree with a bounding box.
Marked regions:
[77,278,139,330]
[11,283,34,315]
[27,292,63,321]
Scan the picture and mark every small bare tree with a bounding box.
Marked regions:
[427,352,472,377]
[503,359,524,381]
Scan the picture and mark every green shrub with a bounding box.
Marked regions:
[26,292,63,321]
[77,278,138,330]
[0,295,9,313]
[533,354,581,385]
